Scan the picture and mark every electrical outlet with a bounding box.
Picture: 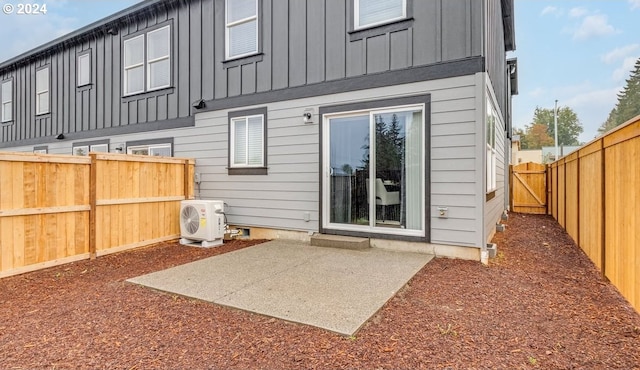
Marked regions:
[194,172,201,184]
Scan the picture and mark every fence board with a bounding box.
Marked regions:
[565,158,579,244]
[0,152,195,278]
[578,150,603,270]
[548,115,640,314]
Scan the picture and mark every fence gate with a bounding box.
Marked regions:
[510,162,547,214]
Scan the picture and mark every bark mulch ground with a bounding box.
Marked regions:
[1,212,639,369]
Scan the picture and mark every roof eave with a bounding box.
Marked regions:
[0,0,166,71]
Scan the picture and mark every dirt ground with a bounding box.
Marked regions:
[1,212,639,369]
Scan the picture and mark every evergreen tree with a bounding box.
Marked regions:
[599,58,640,134]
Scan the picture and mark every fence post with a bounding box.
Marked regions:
[89,153,97,260]
[184,159,192,200]
[600,140,606,279]
[508,165,513,211]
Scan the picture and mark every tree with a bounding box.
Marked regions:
[597,107,619,135]
[524,123,554,149]
[599,57,640,134]
[529,106,583,146]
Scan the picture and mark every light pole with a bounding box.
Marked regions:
[554,100,558,159]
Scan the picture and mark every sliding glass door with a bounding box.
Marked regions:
[324,104,425,236]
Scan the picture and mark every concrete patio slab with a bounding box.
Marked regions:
[127,240,434,336]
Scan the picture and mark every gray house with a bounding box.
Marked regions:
[0,0,517,261]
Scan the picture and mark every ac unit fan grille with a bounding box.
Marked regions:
[181,205,200,235]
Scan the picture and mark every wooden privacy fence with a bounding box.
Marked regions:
[547,115,639,314]
[0,152,194,278]
[510,162,547,214]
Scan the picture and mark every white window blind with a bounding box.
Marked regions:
[355,0,405,29]
[77,53,91,86]
[226,0,258,59]
[232,114,264,167]
[1,80,11,122]
[147,26,170,90]
[124,35,144,95]
[36,67,49,114]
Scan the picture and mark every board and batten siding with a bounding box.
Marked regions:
[485,0,510,119]
[1,0,485,147]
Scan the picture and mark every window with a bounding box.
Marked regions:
[320,96,429,238]
[231,115,263,166]
[36,67,49,115]
[77,52,91,86]
[123,25,171,95]
[73,141,109,156]
[486,99,498,193]
[127,143,172,156]
[1,80,11,123]
[228,107,267,175]
[33,146,48,154]
[355,0,406,30]
[225,0,258,59]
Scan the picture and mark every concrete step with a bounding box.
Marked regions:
[310,234,370,250]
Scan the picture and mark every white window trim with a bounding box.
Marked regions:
[124,25,171,96]
[146,25,171,91]
[1,80,12,123]
[225,0,259,60]
[127,143,172,156]
[230,114,264,167]
[123,34,145,96]
[354,0,407,30]
[36,67,49,115]
[77,52,91,87]
[486,99,498,193]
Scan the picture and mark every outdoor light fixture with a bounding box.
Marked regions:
[56,133,65,140]
[192,99,206,109]
[106,27,118,35]
[303,108,314,124]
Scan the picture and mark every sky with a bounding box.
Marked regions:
[0,0,639,144]
[511,0,640,143]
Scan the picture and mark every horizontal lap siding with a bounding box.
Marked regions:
[4,76,482,247]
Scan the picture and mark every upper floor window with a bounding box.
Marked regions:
[354,0,406,30]
[77,52,91,87]
[225,0,258,59]
[123,25,171,96]
[36,67,49,115]
[1,80,12,123]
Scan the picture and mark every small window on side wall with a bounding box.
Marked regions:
[77,52,91,87]
[355,0,406,30]
[228,107,267,175]
[225,0,259,60]
[36,67,50,115]
[1,79,12,123]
